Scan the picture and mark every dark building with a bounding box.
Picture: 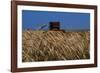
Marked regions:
[49,22,60,30]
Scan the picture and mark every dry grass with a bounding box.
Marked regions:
[22,30,90,62]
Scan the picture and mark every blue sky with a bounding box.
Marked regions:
[22,10,90,31]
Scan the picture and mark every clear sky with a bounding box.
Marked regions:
[22,10,90,31]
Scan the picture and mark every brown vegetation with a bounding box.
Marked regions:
[22,30,90,62]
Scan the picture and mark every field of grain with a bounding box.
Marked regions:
[22,30,90,62]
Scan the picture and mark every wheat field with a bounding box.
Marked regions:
[22,30,90,62]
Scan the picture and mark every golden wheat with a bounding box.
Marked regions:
[22,30,90,62]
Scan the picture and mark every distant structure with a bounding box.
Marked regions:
[35,21,65,32]
[49,22,65,32]
[49,22,60,30]
[38,24,47,30]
